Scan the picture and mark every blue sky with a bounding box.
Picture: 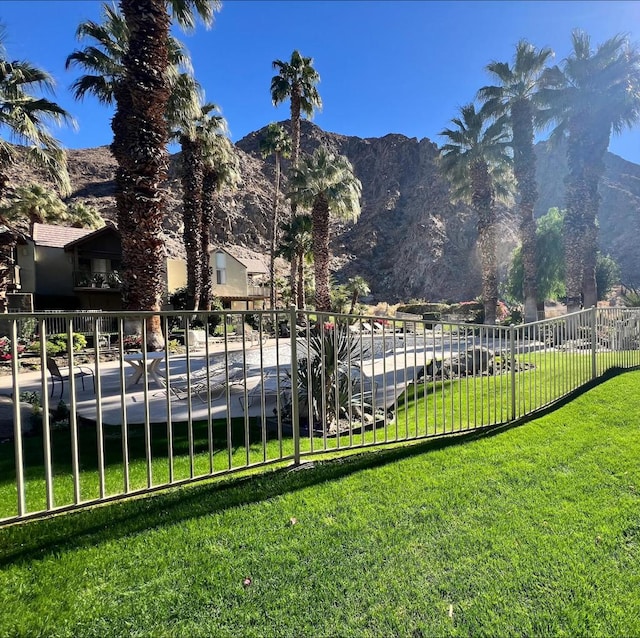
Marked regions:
[2,1,640,163]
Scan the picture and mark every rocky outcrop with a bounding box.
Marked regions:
[3,122,640,303]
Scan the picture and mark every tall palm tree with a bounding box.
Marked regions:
[66,202,105,229]
[539,31,640,312]
[260,123,292,309]
[0,27,73,312]
[270,50,321,168]
[288,147,362,312]
[167,73,221,310]
[67,0,217,347]
[200,131,240,310]
[439,103,512,325]
[479,40,554,322]
[346,275,370,314]
[278,214,313,310]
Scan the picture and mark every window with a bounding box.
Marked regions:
[215,252,226,285]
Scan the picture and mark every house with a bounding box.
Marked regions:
[13,223,186,311]
[210,245,269,310]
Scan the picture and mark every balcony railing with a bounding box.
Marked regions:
[73,270,122,290]
[248,285,269,297]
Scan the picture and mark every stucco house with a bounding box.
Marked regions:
[9,224,271,312]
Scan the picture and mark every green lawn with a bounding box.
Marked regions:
[0,351,629,520]
[0,368,639,636]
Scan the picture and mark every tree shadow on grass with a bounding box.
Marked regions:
[0,366,630,566]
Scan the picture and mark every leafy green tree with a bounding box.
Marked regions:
[506,208,620,305]
[278,214,313,310]
[288,147,362,312]
[440,103,512,325]
[260,123,292,309]
[346,275,370,314]
[539,31,640,311]
[479,40,554,322]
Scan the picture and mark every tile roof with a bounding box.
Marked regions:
[220,245,268,274]
[32,223,94,248]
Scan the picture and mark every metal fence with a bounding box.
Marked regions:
[0,306,638,526]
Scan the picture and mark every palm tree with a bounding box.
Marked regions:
[67,0,217,348]
[66,202,105,230]
[346,275,370,314]
[260,123,292,309]
[0,26,73,199]
[0,26,73,312]
[167,73,221,310]
[479,40,554,323]
[288,147,362,312]
[200,131,240,310]
[0,187,101,311]
[0,184,67,235]
[270,50,322,167]
[439,103,512,325]
[539,31,640,312]
[271,50,322,308]
[278,214,313,310]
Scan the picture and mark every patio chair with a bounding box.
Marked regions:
[46,358,95,399]
[186,329,222,351]
[169,362,245,403]
[239,370,292,411]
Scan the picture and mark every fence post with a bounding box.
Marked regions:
[591,305,597,380]
[510,324,516,421]
[290,305,300,466]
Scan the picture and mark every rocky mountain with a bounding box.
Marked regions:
[4,122,640,302]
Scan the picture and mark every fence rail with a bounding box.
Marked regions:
[0,306,638,526]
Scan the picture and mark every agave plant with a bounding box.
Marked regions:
[294,322,370,430]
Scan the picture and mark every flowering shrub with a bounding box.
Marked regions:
[0,336,25,361]
[323,322,335,331]
[123,334,142,350]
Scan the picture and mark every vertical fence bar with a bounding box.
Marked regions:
[590,307,597,380]
[510,324,516,420]
[67,319,81,504]
[39,319,54,510]
[290,305,300,466]
[93,318,105,499]
[11,319,25,516]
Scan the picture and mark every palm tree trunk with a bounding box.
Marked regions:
[201,170,217,310]
[582,220,598,309]
[471,161,497,325]
[290,253,298,307]
[312,194,331,312]
[269,153,281,309]
[181,136,203,311]
[512,101,539,323]
[117,0,170,350]
[296,248,305,310]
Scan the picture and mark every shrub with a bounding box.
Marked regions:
[27,333,87,356]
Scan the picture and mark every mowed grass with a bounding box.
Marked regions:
[0,351,631,519]
[0,369,639,637]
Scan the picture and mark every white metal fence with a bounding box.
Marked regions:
[0,306,638,526]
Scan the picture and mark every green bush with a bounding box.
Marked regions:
[27,333,87,356]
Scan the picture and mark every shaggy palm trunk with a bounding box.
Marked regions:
[564,127,590,313]
[581,133,608,309]
[269,153,281,309]
[289,254,298,308]
[312,193,331,312]
[180,136,203,311]
[289,93,301,208]
[349,292,358,315]
[512,100,539,322]
[0,232,16,314]
[471,160,498,326]
[116,0,170,350]
[296,247,305,310]
[201,170,217,310]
